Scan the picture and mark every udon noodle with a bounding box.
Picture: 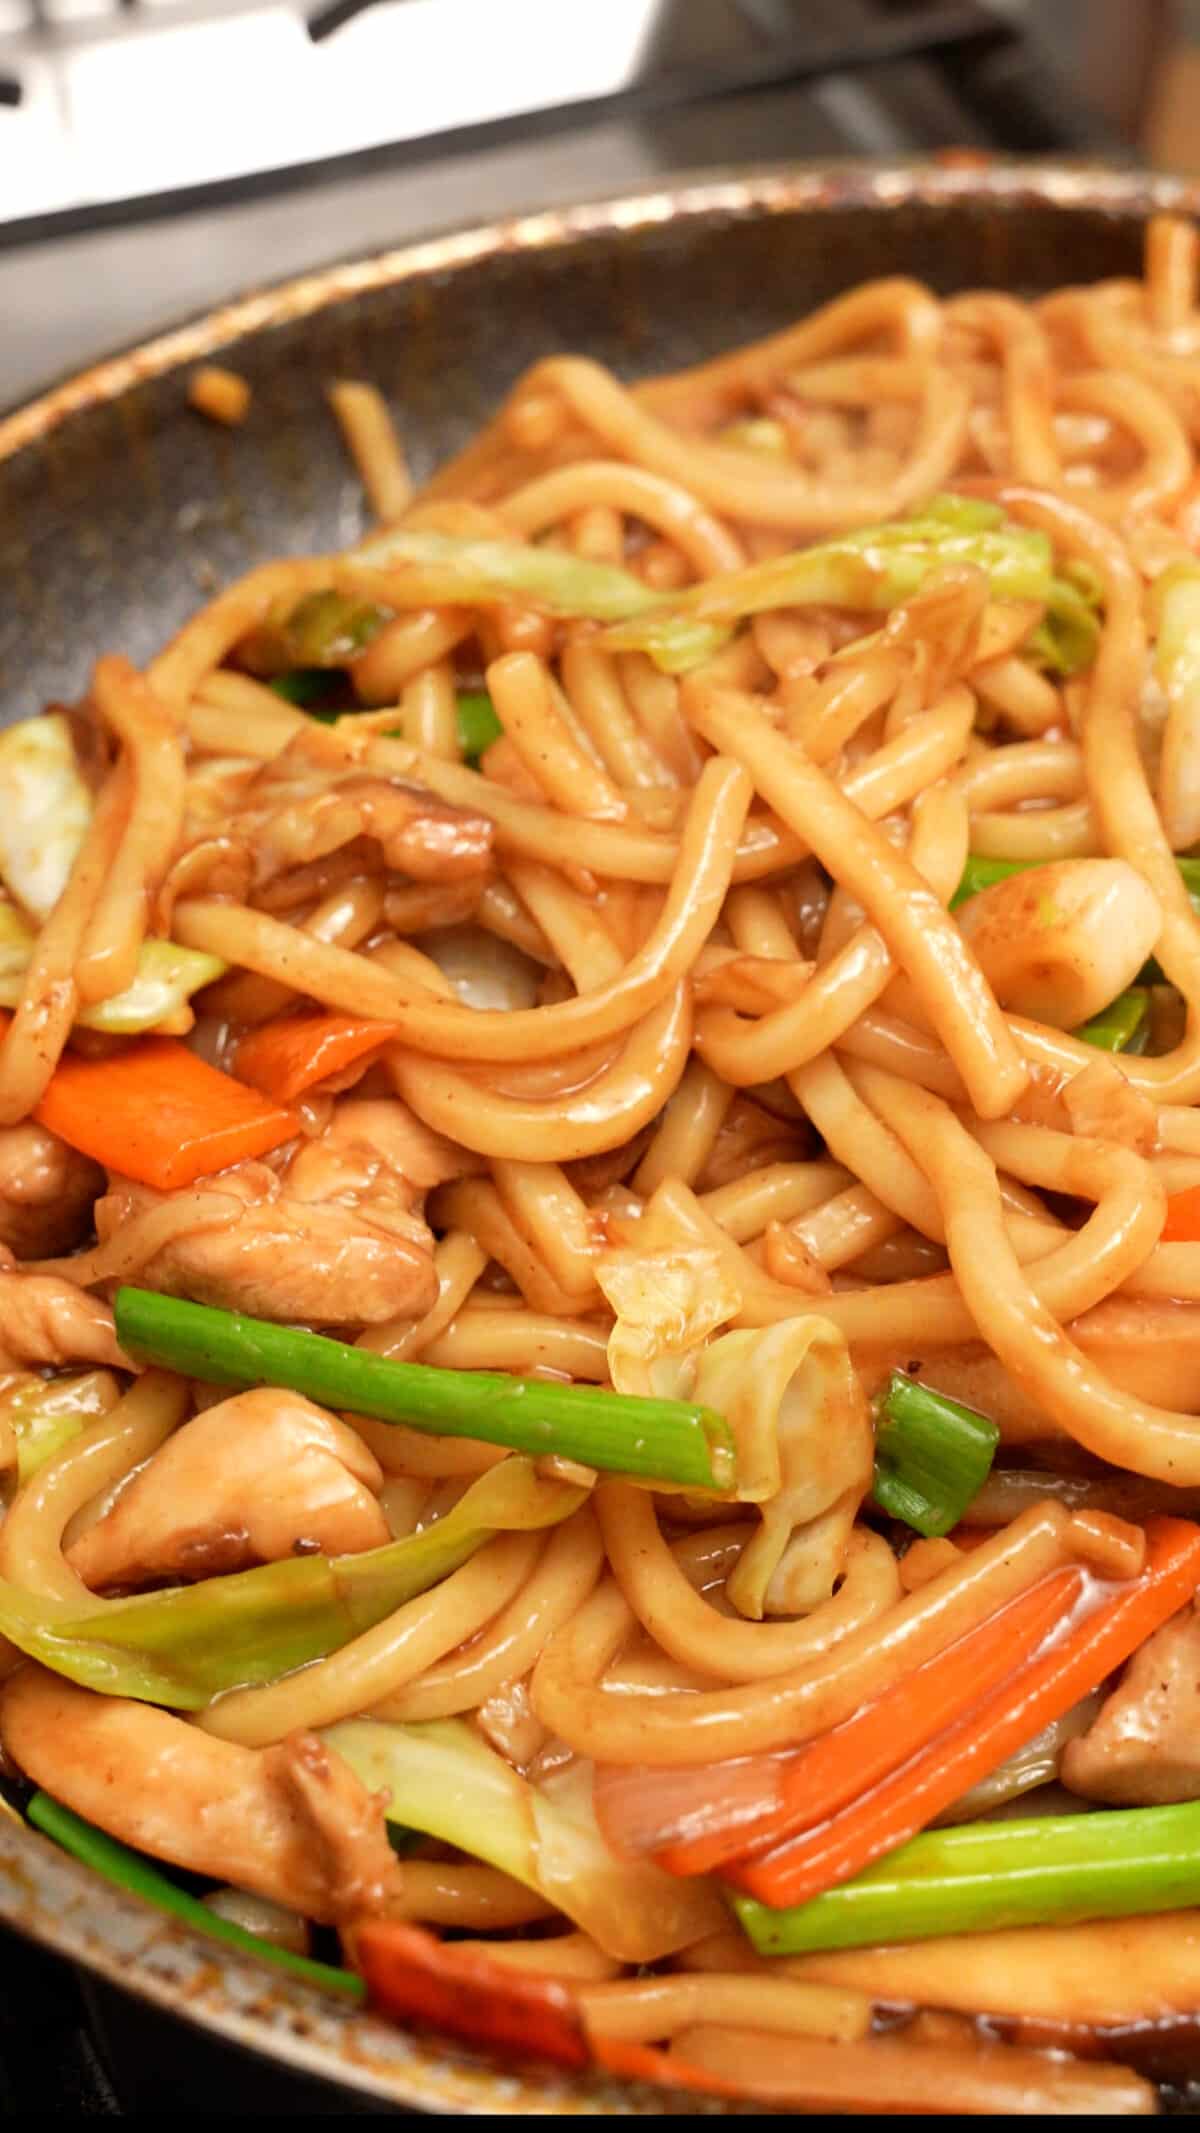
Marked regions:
[10,214,1200,2113]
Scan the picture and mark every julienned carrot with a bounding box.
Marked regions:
[1162,1184,1200,1243]
[33,1035,298,1190]
[352,1920,737,2101]
[734,1515,1200,1911]
[656,1568,1081,1880]
[234,1013,402,1105]
[353,1918,590,2069]
[591,2037,744,2102]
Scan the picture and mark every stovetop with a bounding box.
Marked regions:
[0,0,1123,411]
[0,0,1113,237]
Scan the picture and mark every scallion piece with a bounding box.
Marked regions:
[732,1797,1200,1955]
[456,688,503,762]
[872,1371,999,1538]
[268,668,336,708]
[1076,988,1149,1054]
[113,1287,736,1493]
[950,855,1033,908]
[27,1791,364,1999]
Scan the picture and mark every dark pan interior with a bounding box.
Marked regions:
[0,165,1186,723]
[1,161,1199,2113]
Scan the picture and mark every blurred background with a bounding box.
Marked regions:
[2,0,1199,412]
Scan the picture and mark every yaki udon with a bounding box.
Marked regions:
[16,212,1200,2114]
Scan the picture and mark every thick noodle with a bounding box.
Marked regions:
[10,215,1200,2116]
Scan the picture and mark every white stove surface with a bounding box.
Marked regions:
[2,0,682,222]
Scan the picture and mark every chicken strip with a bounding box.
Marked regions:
[0,1268,126,1371]
[1062,1607,1200,1807]
[226,754,494,892]
[1,1668,407,1925]
[0,1124,103,1260]
[67,1389,389,1591]
[95,1098,473,1327]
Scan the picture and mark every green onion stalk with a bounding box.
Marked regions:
[27,1792,364,1999]
[454,689,504,762]
[872,1372,1000,1539]
[114,1288,736,1493]
[733,1797,1200,1955]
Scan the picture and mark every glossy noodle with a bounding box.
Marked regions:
[12,215,1200,2113]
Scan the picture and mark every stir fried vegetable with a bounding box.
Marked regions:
[354,1919,591,2067]
[1076,988,1150,1054]
[234,1013,401,1105]
[952,856,1031,906]
[114,1288,737,1492]
[1026,560,1104,677]
[1163,1185,1200,1242]
[871,1373,1001,1538]
[733,1517,1200,1909]
[247,591,390,671]
[598,497,1101,674]
[0,713,93,920]
[29,1037,297,1190]
[0,1458,586,1707]
[359,526,669,627]
[2,1370,121,1484]
[0,910,224,1035]
[28,1791,364,1998]
[631,1571,1079,1881]
[324,1718,721,1961]
[268,669,343,708]
[733,1796,1200,1956]
[455,688,504,762]
[345,501,1101,678]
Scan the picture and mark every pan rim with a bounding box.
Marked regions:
[4,155,1200,458]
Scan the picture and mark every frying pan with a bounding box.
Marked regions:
[0,159,1198,2114]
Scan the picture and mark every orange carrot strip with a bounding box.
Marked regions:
[734,1515,1200,1911]
[34,1036,298,1189]
[234,1013,402,1105]
[592,2034,743,2101]
[353,1919,742,2102]
[1162,1184,1200,1243]
[353,1919,591,2070]
[656,1568,1080,1880]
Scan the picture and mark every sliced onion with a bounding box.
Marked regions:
[592,1751,789,1863]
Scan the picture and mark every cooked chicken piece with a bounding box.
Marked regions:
[1,1668,407,1924]
[95,1098,473,1326]
[1061,1608,1200,1806]
[67,1389,388,1591]
[0,1124,103,1260]
[0,1269,126,1370]
[228,754,493,892]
